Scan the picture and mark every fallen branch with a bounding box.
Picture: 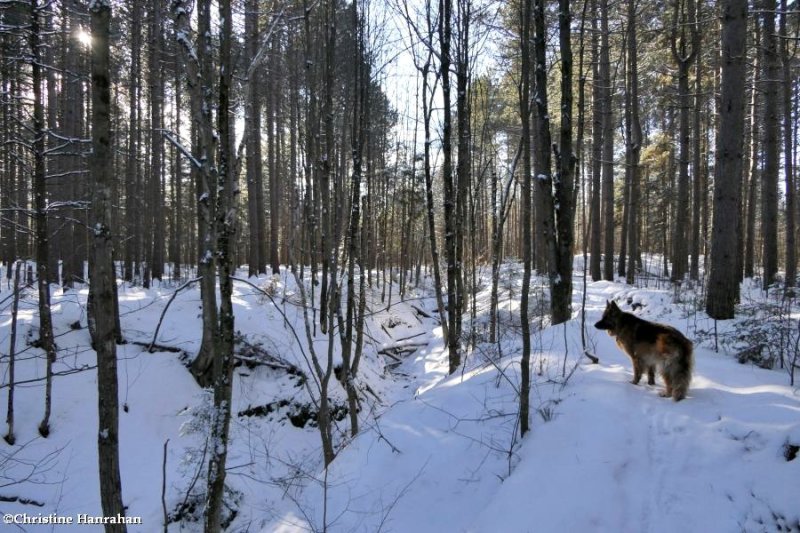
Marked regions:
[230,276,322,398]
[132,341,186,354]
[148,277,202,352]
[0,494,45,507]
[379,341,427,353]
[0,365,96,390]
[233,354,303,376]
[583,350,600,364]
[410,304,433,319]
[395,331,427,342]
[379,351,403,363]
[373,417,402,455]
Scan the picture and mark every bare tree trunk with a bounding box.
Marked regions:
[454,0,472,344]
[245,0,263,278]
[317,1,337,336]
[440,0,461,373]
[489,167,501,343]
[4,262,21,445]
[0,35,13,272]
[205,0,237,528]
[175,0,219,386]
[124,1,142,283]
[589,0,602,282]
[89,2,128,529]
[407,9,449,341]
[302,0,319,319]
[57,0,85,289]
[269,31,282,276]
[706,0,748,319]
[532,0,556,315]
[690,11,704,281]
[29,0,58,438]
[761,0,780,289]
[780,0,795,287]
[519,0,533,437]
[600,0,615,281]
[618,33,629,281]
[317,0,337,467]
[669,0,699,283]
[744,19,761,279]
[171,58,183,281]
[551,0,576,323]
[45,12,60,286]
[288,30,300,273]
[625,0,643,286]
[342,0,367,437]
[149,0,165,283]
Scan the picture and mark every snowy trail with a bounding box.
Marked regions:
[268,276,800,533]
[469,288,800,533]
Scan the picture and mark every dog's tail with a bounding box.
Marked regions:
[668,335,694,401]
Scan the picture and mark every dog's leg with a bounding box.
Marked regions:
[669,369,688,401]
[647,365,656,385]
[659,370,673,398]
[631,358,643,384]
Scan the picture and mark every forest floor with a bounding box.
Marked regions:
[0,261,798,532]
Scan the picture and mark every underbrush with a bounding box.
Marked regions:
[694,282,799,385]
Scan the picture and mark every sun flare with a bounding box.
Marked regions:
[75,28,91,47]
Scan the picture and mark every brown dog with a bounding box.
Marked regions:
[594,301,693,401]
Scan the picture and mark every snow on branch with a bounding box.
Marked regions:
[162,130,202,170]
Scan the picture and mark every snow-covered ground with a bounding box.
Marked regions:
[1,263,798,532]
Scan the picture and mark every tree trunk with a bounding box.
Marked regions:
[318,0,336,336]
[171,56,183,281]
[625,0,643,286]
[57,0,85,289]
[149,0,165,283]
[4,262,21,445]
[761,0,780,289]
[342,0,367,437]
[600,0,615,281]
[176,0,220,386]
[124,1,142,284]
[669,0,699,283]
[706,0,748,319]
[269,31,281,276]
[29,0,58,438]
[406,8,450,342]
[245,0,263,278]
[589,0,602,282]
[532,0,557,320]
[489,168,501,343]
[89,3,128,529]
[690,17,703,281]
[551,0,576,323]
[454,0,471,345]
[780,0,795,287]
[205,0,237,528]
[519,0,533,437]
[744,19,761,279]
[440,0,461,373]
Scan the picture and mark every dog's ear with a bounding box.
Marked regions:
[610,300,620,310]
